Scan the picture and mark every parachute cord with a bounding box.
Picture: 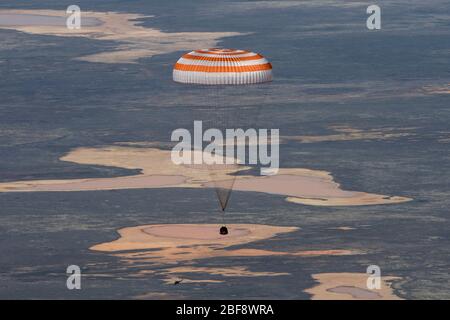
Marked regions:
[221,209,226,226]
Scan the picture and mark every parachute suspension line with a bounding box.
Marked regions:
[206,83,235,214]
[221,208,226,225]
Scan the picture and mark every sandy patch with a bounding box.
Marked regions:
[0,145,412,207]
[0,9,244,64]
[91,224,357,263]
[305,273,402,300]
[282,126,414,144]
[163,266,290,278]
[422,83,450,95]
[0,174,186,192]
[0,13,101,26]
[329,226,355,231]
[90,224,298,255]
[286,194,409,206]
[143,224,250,240]
[91,223,359,283]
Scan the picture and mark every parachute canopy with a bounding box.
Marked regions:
[172,48,272,213]
[173,48,272,85]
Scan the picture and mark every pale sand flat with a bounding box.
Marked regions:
[0,9,244,64]
[286,194,410,206]
[328,286,381,299]
[422,83,450,95]
[90,224,359,283]
[1,175,186,192]
[0,146,412,207]
[142,225,250,240]
[305,273,402,300]
[233,174,357,198]
[282,127,413,143]
[162,266,289,278]
[91,224,298,252]
[329,226,356,231]
[0,13,101,26]
[90,224,359,265]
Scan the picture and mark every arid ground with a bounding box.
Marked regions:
[0,0,449,299]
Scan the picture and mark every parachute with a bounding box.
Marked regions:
[172,48,273,226]
[173,48,272,85]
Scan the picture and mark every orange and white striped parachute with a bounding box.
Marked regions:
[173,48,272,85]
[172,48,272,215]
